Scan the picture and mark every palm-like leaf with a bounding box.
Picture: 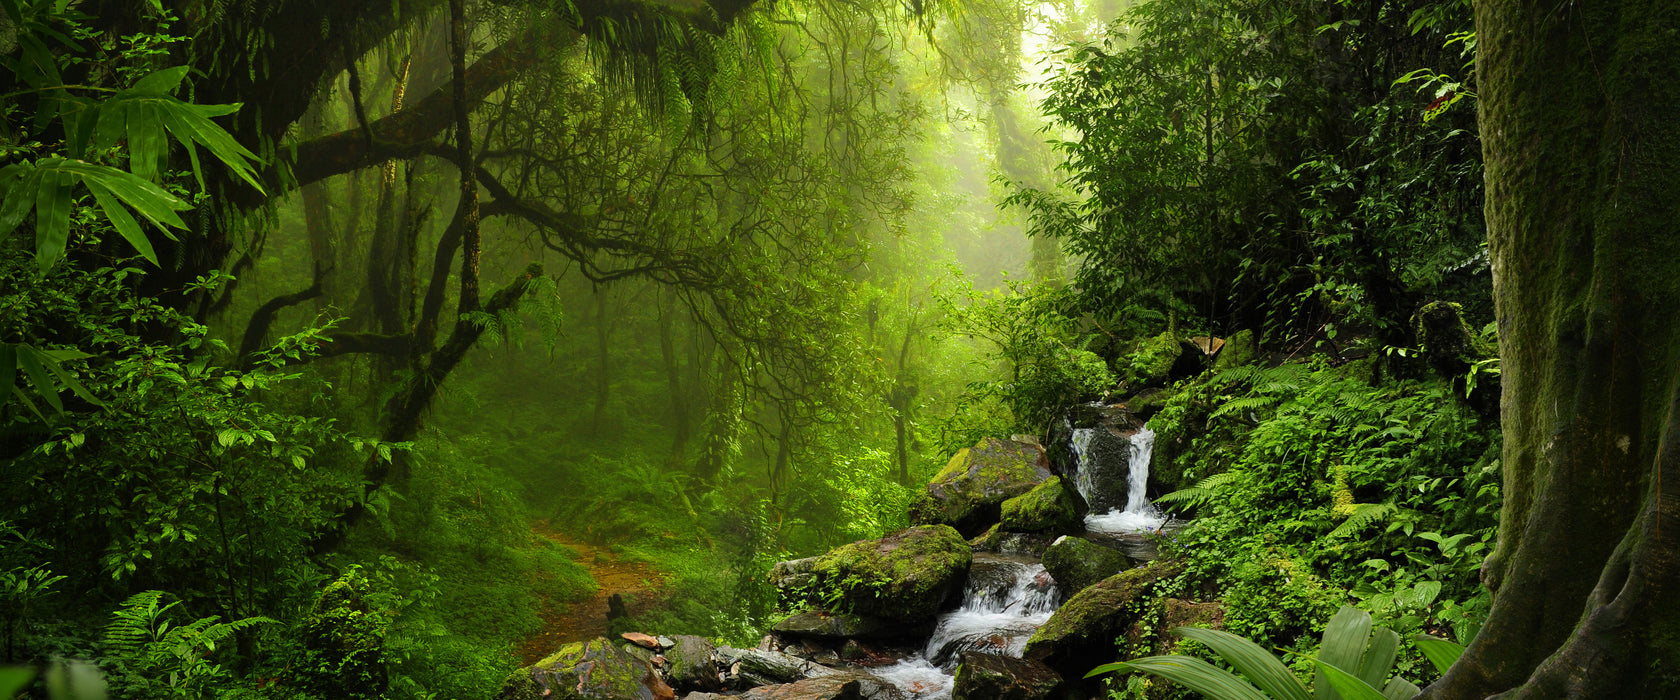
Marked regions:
[1412,635,1465,675]
[1176,627,1311,700]
[1091,656,1272,700]
[0,158,189,269]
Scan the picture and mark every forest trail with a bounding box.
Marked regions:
[516,521,670,665]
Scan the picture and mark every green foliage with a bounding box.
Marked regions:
[100,591,272,699]
[1092,606,1420,700]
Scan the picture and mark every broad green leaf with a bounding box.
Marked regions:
[129,66,189,94]
[29,346,101,406]
[1090,657,1270,700]
[1355,627,1400,689]
[0,665,34,699]
[1177,627,1310,700]
[1381,678,1421,700]
[1412,635,1465,675]
[0,164,36,241]
[1316,606,1372,700]
[1310,660,1388,700]
[127,102,168,182]
[155,100,264,192]
[83,178,157,265]
[0,345,16,412]
[14,345,62,413]
[33,166,72,271]
[59,159,189,232]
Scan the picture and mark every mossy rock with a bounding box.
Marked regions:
[1024,562,1182,690]
[1041,536,1131,594]
[497,638,666,700]
[771,611,901,640]
[1211,329,1257,373]
[1124,331,1183,388]
[665,635,720,692]
[808,525,972,622]
[952,651,1064,700]
[912,438,1053,536]
[999,478,1080,534]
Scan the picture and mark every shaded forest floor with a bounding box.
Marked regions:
[515,521,670,664]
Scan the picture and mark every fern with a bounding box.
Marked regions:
[1154,472,1239,510]
[102,590,273,699]
[1328,502,1400,539]
[1209,395,1280,421]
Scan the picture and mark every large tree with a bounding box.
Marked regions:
[1422,0,1680,697]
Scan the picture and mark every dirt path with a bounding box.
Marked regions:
[516,521,669,665]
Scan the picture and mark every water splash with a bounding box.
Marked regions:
[1081,425,1165,534]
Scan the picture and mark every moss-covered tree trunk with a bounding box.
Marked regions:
[1421,1,1680,697]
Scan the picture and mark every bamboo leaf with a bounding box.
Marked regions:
[0,164,36,241]
[128,102,168,182]
[1381,678,1420,700]
[83,178,157,266]
[1177,627,1311,700]
[1090,657,1271,700]
[31,346,101,406]
[33,166,72,271]
[15,345,63,413]
[129,66,190,94]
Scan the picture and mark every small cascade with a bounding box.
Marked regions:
[875,554,1061,699]
[1081,425,1167,535]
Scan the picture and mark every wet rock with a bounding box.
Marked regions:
[910,438,1053,536]
[999,478,1081,534]
[1041,536,1131,594]
[971,525,1058,558]
[684,672,903,700]
[770,557,821,608]
[1212,329,1256,372]
[1122,331,1184,389]
[665,635,720,692]
[951,652,1064,700]
[773,611,901,640]
[1068,423,1145,514]
[794,525,972,623]
[1158,599,1224,654]
[623,632,662,649]
[1023,562,1182,689]
[718,647,839,689]
[498,637,671,700]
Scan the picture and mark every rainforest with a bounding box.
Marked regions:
[2,0,1676,698]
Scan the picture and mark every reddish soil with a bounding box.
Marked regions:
[515,521,669,665]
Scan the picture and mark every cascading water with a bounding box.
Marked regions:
[873,554,1061,699]
[1080,425,1166,534]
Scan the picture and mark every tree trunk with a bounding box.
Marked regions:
[659,290,691,452]
[1421,1,1680,697]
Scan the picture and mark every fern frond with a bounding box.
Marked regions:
[1209,395,1280,420]
[1328,502,1399,539]
[1154,472,1239,509]
[104,590,167,655]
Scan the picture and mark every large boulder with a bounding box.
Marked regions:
[1211,329,1257,372]
[998,478,1080,534]
[683,672,902,700]
[1023,563,1181,689]
[1041,536,1132,594]
[772,611,905,640]
[665,635,721,692]
[951,652,1064,700]
[1122,331,1184,389]
[798,525,972,622]
[770,557,821,608]
[911,438,1053,536]
[499,637,674,700]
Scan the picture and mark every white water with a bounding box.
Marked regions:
[1081,425,1166,534]
[875,556,1061,699]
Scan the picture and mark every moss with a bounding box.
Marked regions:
[809,525,972,621]
[998,478,1080,534]
[497,638,660,700]
[1124,332,1183,388]
[912,438,1053,536]
[1212,329,1257,372]
[1024,562,1181,684]
[1040,536,1130,594]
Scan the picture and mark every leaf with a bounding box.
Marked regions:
[33,166,72,271]
[1355,627,1399,689]
[28,346,101,406]
[129,66,190,94]
[1090,657,1271,700]
[83,179,157,266]
[1309,660,1388,700]
[0,164,37,241]
[14,345,62,413]
[1176,627,1311,700]
[1412,635,1465,675]
[1316,606,1372,700]
[0,666,34,699]
[1381,678,1421,700]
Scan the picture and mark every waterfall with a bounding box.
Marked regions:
[1082,425,1166,534]
[873,555,1061,699]
[1070,425,1097,504]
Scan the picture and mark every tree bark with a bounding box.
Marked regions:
[1421,1,1680,697]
